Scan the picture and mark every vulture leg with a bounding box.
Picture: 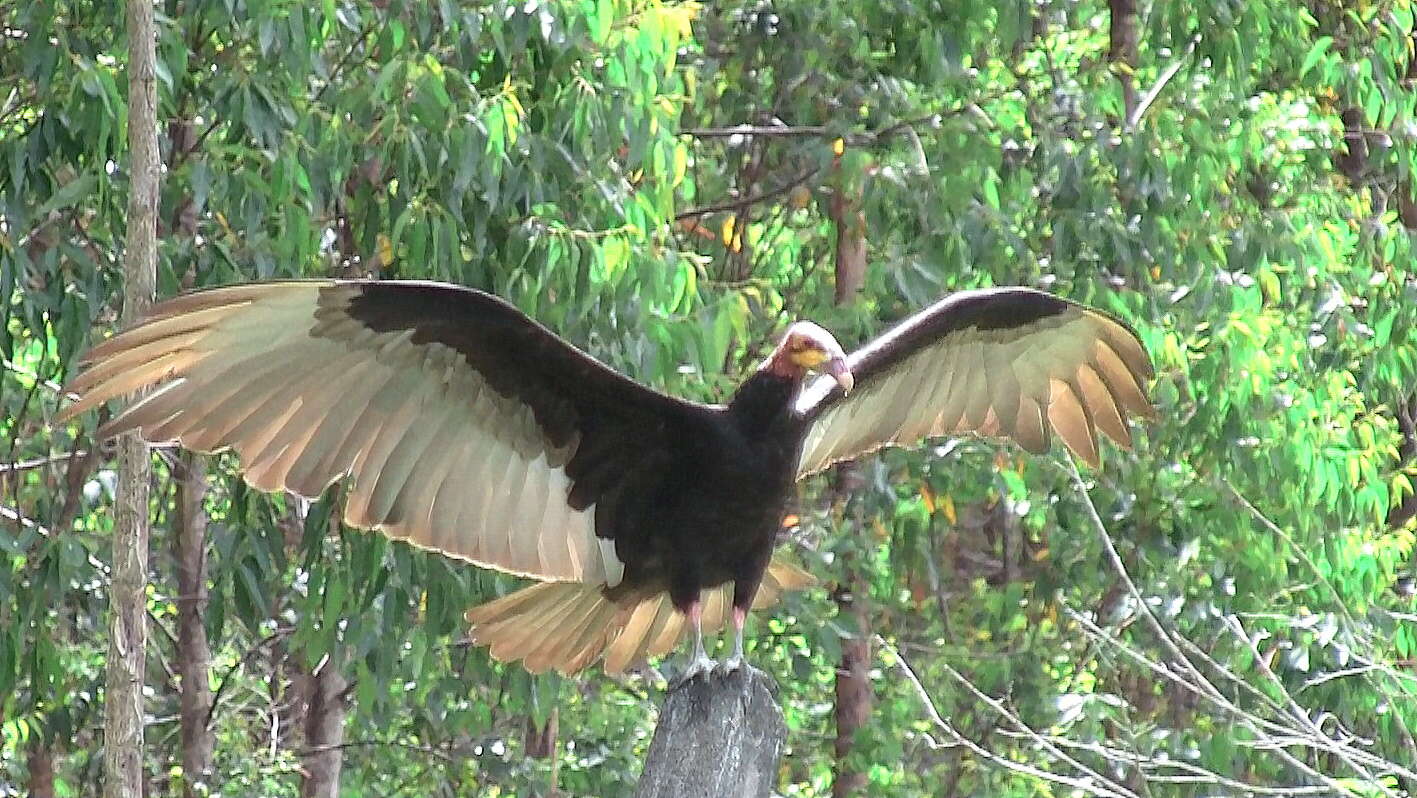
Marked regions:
[676,600,716,683]
[718,606,747,674]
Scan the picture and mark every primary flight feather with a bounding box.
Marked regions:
[59,279,1153,678]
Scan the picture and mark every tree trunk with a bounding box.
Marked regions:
[1108,0,1139,121]
[27,741,56,798]
[832,574,873,798]
[104,0,159,794]
[300,661,348,798]
[524,707,561,795]
[634,668,787,798]
[173,453,214,796]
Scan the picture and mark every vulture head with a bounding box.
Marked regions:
[769,321,854,393]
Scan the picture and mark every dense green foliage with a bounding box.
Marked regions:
[3,0,1416,795]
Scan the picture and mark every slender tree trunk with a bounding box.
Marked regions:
[525,707,561,795]
[300,662,348,798]
[1108,0,1139,121]
[173,453,214,796]
[826,224,874,796]
[27,741,56,798]
[104,0,159,795]
[832,573,872,798]
[831,465,873,798]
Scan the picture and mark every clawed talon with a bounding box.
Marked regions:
[715,654,743,675]
[676,655,718,685]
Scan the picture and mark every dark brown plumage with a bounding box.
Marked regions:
[58,280,1154,676]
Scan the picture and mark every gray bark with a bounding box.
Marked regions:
[300,662,348,798]
[104,0,159,795]
[173,453,214,796]
[634,667,786,798]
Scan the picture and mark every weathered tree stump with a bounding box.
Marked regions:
[634,667,787,798]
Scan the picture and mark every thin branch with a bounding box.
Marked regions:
[204,628,292,731]
[0,502,50,536]
[297,738,454,763]
[682,111,955,147]
[313,23,376,106]
[1218,475,1357,626]
[878,637,1137,798]
[1,357,64,395]
[1127,35,1199,128]
[0,451,86,473]
[1062,459,1389,796]
[1225,615,1395,795]
[674,167,819,221]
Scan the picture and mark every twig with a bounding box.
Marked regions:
[1225,615,1395,795]
[1061,460,1387,796]
[313,23,376,106]
[1,357,65,394]
[674,167,819,221]
[1218,475,1356,626]
[0,502,50,535]
[297,738,455,763]
[204,628,292,731]
[682,111,956,147]
[879,637,1138,798]
[0,451,86,473]
[1127,35,1199,129]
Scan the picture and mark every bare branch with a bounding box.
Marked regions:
[674,167,819,221]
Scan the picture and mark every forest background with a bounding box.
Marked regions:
[3,0,1417,795]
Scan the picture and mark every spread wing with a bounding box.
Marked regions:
[794,287,1155,478]
[58,279,708,586]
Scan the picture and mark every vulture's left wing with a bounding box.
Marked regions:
[794,288,1154,478]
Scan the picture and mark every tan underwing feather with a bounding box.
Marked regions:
[1012,396,1049,454]
[1047,378,1098,466]
[1077,363,1130,447]
[383,403,465,549]
[60,350,208,421]
[522,594,601,673]
[282,367,392,496]
[646,605,686,659]
[66,330,209,395]
[78,303,251,366]
[344,388,426,525]
[240,351,378,488]
[1092,340,1153,418]
[604,599,661,673]
[132,344,312,445]
[359,389,447,525]
[557,598,619,674]
[424,443,480,554]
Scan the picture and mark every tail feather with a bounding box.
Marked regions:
[464,557,817,674]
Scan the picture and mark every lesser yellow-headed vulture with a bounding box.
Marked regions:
[58,280,1154,677]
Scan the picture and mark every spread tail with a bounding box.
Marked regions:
[465,557,815,675]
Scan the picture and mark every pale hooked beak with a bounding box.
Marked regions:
[826,356,854,395]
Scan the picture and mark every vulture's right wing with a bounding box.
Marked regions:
[58,279,706,587]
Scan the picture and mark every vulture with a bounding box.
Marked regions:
[58,279,1154,678]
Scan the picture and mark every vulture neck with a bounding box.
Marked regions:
[728,357,803,436]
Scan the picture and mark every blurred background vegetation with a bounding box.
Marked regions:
[3,0,1417,795]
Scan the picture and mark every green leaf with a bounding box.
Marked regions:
[1300,36,1333,79]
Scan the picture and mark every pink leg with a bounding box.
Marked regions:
[677,598,715,682]
[723,606,748,672]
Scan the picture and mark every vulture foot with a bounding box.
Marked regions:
[675,655,718,685]
[716,654,744,675]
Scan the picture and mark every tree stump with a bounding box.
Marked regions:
[634,667,787,798]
